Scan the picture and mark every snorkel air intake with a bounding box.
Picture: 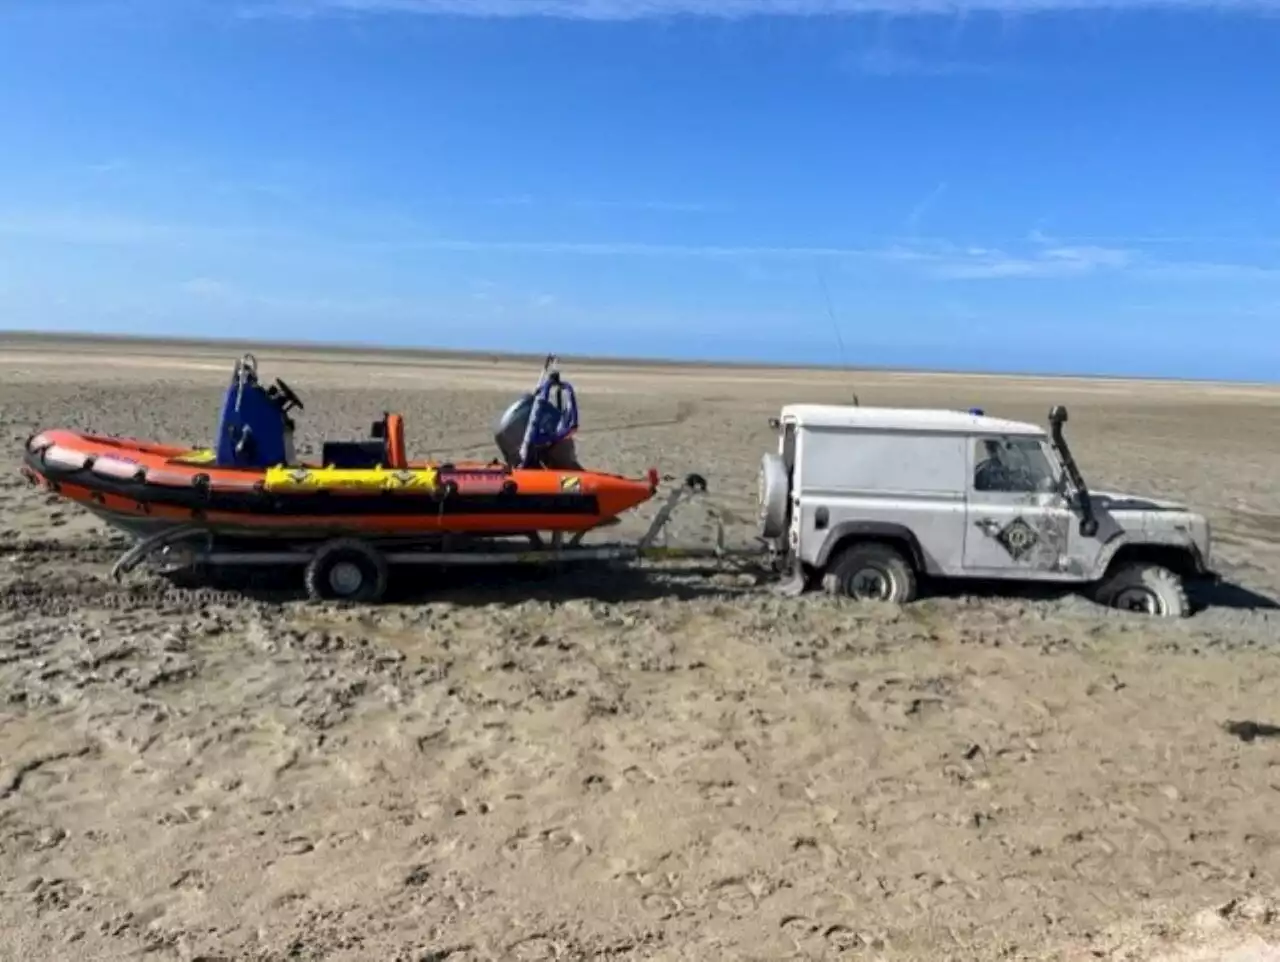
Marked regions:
[1049,405,1099,538]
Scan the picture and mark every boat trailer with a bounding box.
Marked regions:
[109,473,775,602]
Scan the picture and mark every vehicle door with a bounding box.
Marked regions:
[962,435,1073,578]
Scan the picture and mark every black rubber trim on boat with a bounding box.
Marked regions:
[24,450,602,518]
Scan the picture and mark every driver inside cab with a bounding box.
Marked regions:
[974,437,1056,494]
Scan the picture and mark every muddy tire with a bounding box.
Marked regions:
[305,539,390,603]
[823,542,918,605]
[1092,561,1190,618]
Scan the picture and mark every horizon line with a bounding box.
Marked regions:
[0,327,1274,388]
[245,0,1280,20]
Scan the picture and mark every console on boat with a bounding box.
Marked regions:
[213,352,584,473]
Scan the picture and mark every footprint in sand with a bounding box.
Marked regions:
[779,914,868,954]
[620,764,657,786]
[27,876,86,915]
[697,779,741,806]
[502,825,583,858]
[707,872,784,918]
[155,803,213,826]
[639,891,684,919]
[506,934,568,961]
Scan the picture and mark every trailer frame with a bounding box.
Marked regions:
[109,473,773,602]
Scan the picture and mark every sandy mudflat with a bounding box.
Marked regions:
[2,335,1280,961]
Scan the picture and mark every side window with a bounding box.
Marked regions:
[972,436,1057,494]
[781,423,796,473]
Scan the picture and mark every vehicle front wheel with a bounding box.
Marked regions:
[823,542,918,605]
[1092,561,1190,618]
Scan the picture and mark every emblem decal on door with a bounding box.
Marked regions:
[995,516,1039,560]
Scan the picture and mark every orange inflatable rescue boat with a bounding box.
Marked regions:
[21,353,660,542]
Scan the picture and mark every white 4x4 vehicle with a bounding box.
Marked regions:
[758,403,1214,617]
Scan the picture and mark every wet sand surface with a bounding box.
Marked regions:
[1,336,1279,961]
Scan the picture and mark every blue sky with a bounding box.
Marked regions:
[1,0,1278,379]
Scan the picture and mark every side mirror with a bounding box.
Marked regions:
[768,416,781,429]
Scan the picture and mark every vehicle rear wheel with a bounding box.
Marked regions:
[1092,561,1190,618]
[823,542,918,605]
[305,539,390,603]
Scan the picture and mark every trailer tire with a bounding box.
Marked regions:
[305,539,390,603]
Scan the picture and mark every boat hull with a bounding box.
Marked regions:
[23,429,658,540]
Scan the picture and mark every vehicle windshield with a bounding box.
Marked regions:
[973,437,1061,494]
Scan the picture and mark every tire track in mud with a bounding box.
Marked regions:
[0,569,284,616]
[1218,509,1280,552]
[0,538,127,559]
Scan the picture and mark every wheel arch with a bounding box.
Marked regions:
[1097,537,1207,581]
[813,521,927,574]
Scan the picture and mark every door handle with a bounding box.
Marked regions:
[974,517,1000,534]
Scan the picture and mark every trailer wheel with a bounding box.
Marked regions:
[305,539,390,603]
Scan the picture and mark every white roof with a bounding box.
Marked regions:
[780,403,1045,437]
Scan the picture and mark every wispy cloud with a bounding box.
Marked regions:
[457,195,720,213]
[1120,300,1280,318]
[901,236,1280,280]
[479,194,536,207]
[881,239,1134,279]
[175,279,433,319]
[4,209,1276,282]
[569,198,722,213]
[247,0,1280,19]
[0,214,269,247]
[848,47,1003,77]
[180,277,234,298]
[1133,259,1280,280]
[933,243,1133,279]
[370,236,886,258]
[83,159,131,175]
[1030,229,1280,247]
[0,210,871,259]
